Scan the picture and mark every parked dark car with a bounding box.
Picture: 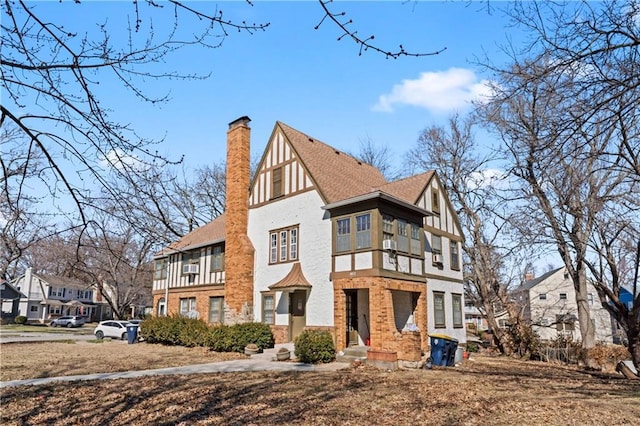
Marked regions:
[50,315,85,328]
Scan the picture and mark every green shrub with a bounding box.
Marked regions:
[207,325,234,352]
[14,315,27,324]
[228,322,275,352]
[466,342,479,353]
[294,330,335,364]
[139,315,210,347]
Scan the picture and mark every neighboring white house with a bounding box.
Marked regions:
[11,268,111,323]
[514,267,613,343]
[152,117,466,360]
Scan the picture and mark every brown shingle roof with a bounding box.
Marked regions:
[278,122,387,204]
[376,171,435,205]
[268,262,312,290]
[162,214,226,254]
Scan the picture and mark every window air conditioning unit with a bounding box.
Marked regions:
[432,254,443,264]
[383,239,396,251]
[182,264,199,274]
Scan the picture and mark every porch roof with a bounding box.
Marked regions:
[268,262,312,292]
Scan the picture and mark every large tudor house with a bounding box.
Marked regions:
[152,117,466,360]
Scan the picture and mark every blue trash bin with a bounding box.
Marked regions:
[429,334,451,366]
[126,324,139,344]
[445,338,459,366]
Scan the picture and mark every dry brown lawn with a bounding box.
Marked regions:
[1,342,640,425]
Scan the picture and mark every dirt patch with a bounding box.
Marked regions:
[1,350,639,425]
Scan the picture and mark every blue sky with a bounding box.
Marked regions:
[26,1,524,173]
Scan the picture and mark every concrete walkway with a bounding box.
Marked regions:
[0,344,348,389]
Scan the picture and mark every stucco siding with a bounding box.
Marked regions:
[248,190,333,327]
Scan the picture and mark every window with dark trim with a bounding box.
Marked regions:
[432,188,440,213]
[434,292,445,328]
[539,293,547,300]
[450,241,460,270]
[209,297,224,323]
[559,293,567,300]
[262,294,275,324]
[181,251,200,275]
[154,259,168,280]
[211,245,224,271]
[272,167,283,198]
[336,218,351,252]
[397,219,409,252]
[452,293,463,328]
[410,223,421,254]
[179,297,196,315]
[355,213,371,249]
[269,226,299,264]
[431,235,442,254]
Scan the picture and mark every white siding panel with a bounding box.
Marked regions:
[397,255,410,273]
[335,255,351,272]
[382,252,395,270]
[284,164,290,195]
[411,258,422,275]
[354,252,372,270]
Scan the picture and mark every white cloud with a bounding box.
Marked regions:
[372,68,492,113]
[468,168,509,191]
[101,149,145,172]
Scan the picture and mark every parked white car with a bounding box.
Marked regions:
[94,320,131,340]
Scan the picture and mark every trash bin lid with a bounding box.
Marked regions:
[429,333,454,340]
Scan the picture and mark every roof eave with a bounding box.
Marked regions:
[322,191,432,216]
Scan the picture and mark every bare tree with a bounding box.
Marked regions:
[406,114,537,356]
[481,53,638,368]
[1,1,441,279]
[351,135,401,181]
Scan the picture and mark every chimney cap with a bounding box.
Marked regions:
[228,116,251,129]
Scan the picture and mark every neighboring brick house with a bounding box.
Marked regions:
[152,117,466,360]
[514,267,613,343]
[10,267,111,323]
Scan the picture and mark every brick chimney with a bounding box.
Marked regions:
[524,272,535,282]
[224,116,255,323]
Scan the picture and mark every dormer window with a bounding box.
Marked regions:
[432,188,440,214]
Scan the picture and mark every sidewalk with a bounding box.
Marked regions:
[0,344,348,389]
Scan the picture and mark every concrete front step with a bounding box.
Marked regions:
[336,345,369,364]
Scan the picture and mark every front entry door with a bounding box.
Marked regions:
[346,290,358,346]
[289,290,306,341]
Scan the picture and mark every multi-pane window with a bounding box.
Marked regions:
[434,292,445,328]
[209,297,224,323]
[270,233,278,263]
[539,293,547,300]
[269,226,299,264]
[30,305,38,312]
[397,219,409,252]
[180,297,196,315]
[290,229,298,260]
[588,293,594,305]
[51,305,62,315]
[280,230,288,261]
[382,214,394,243]
[50,287,64,297]
[410,223,421,254]
[431,235,442,254]
[154,259,168,280]
[336,218,351,252]
[450,241,460,270]
[272,167,283,198]
[355,213,371,249]
[262,294,275,324]
[452,294,463,328]
[559,293,568,300]
[211,245,224,271]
